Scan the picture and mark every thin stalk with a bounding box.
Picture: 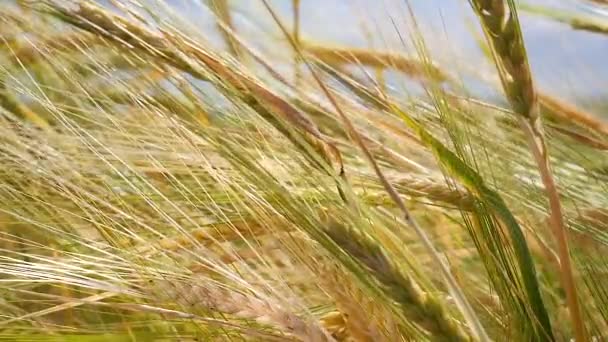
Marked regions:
[208,0,242,60]
[293,0,301,88]
[519,116,587,341]
[261,1,489,340]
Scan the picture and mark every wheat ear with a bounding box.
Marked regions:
[151,277,336,342]
[539,92,608,137]
[469,1,586,340]
[318,263,397,341]
[325,220,471,341]
[302,42,448,82]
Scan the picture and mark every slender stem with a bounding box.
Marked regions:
[209,0,241,60]
[519,117,587,342]
[293,0,301,88]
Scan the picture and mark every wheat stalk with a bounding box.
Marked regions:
[207,0,243,60]
[469,0,586,340]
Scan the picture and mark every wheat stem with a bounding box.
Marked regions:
[519,117,587,340]
[293,0,302,88]
[208,0,242,60]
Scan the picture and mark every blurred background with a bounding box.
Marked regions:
[91,0,608,116]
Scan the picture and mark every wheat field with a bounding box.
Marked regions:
[1,0,608,341]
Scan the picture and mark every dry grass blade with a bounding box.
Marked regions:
[469,0,585,340]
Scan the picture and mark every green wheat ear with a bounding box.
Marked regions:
[469,0,586,340]
[324,219,471,341]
